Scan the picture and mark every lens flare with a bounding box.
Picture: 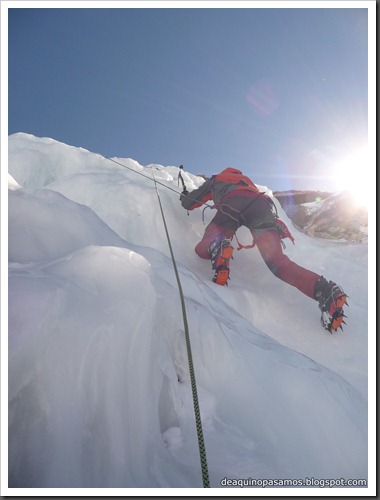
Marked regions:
[246,79,279,115]
[334,147,371,208]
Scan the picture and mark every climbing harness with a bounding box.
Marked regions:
[150,166,210,488]
[202,191,295,252]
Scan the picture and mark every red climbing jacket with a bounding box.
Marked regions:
[180,167,295,250]
[180,168,262,211]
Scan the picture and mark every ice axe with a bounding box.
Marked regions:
[178,165,188,195]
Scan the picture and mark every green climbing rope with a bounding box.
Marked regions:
[151,167,210,488]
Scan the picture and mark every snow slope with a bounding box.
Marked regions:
[5,133,371,492]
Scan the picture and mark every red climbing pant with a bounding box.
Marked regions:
[194,195,320,300]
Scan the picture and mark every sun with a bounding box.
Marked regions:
[333,147,373,208]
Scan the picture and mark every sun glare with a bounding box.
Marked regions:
[333,147,372,208]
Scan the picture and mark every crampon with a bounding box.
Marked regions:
[209,239,234,286]
[320,287,348,333]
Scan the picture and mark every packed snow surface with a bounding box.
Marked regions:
[7,133,369,491]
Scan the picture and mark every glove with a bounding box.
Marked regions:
[179,188,188,203]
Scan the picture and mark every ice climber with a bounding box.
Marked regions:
[179,167,347,332]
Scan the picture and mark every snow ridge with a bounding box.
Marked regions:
[7,133,368,490]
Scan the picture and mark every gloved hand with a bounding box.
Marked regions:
[179,188,188,203]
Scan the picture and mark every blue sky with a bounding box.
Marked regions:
[7,3,370,191]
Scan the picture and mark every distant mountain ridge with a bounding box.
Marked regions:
[273,190,368,243]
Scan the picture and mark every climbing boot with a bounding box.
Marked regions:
[208,239,234,286]
[314,277,348,332]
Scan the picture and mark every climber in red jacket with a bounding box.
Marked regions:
[180,167,347,332]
